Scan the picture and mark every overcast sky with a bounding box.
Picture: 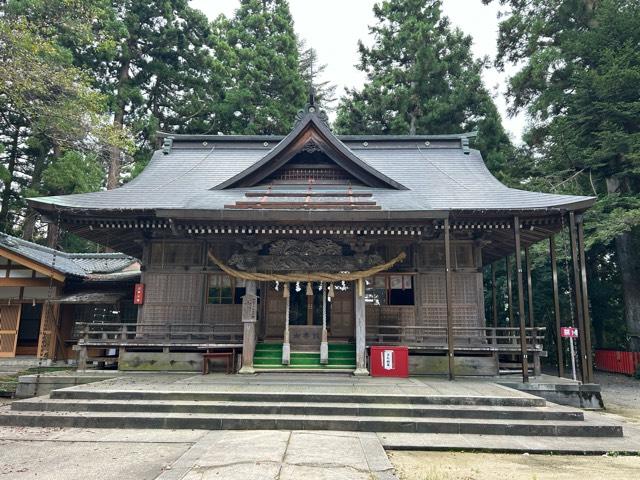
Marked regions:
[190,0,526,141]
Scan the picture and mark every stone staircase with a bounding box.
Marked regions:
[0,384,623,438]
[253,343,356,370]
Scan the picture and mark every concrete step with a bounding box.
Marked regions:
[0,409,622,436]
[49,389,548,407]
[10,397,584,421]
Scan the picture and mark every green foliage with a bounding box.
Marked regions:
[485,0,640,350]
[41,151,103,195]
[217,0,307,135]
[334,0,513,177]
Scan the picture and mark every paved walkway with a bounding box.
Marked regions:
[0,427,396,479]
[59,372,535,398]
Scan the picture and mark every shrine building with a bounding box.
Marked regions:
[25,103,596,383]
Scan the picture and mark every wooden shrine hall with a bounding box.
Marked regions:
[28,102,596,383]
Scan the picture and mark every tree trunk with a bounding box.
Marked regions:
[0,128,20,233]
[107,53,132,190]
[46,222,59,249]
[21,145,48,241]
[606,177,640,351]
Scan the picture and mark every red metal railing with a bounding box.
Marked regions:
[594,350,640,375]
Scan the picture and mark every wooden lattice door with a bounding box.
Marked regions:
[329,290,354,338]
[37,302,60,359]
[0,305,22,357]
[265,287,287,338]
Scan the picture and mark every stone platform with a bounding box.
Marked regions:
[0,374,625,443]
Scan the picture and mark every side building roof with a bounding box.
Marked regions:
[0,233,138,279]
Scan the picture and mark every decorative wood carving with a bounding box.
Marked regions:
[227,238,383,273]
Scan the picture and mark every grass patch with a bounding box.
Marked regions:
[0,366,75,395]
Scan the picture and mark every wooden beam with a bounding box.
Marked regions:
[0,278,60,287]
[444,218,455,380]
[525,247,534,329]
[577,217,594,383]
[513,216,529,382]
[569,212,588,384]
[549,235,564,378]
[0,249,65,282]
[491,262,498,330]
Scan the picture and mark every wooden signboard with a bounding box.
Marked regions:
[242,293,258,322]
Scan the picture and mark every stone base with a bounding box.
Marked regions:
[410,354,498,376]
[238,366,255,375]
[118,351,202,372]
[498,381,605,409]
[352,367,369,376]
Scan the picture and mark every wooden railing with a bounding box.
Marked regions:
[74,321,243,346]
[366,325,546,351]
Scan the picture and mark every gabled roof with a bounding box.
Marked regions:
[0,233,138,279]
[214,105,407,190]
[26,104,595,218]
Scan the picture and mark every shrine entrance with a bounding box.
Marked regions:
[288,282,330,350]
[263,282,355,346]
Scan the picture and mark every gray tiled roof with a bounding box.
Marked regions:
[0,233,138,278]
[28,135,594,215]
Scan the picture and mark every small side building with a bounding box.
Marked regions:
[0,233,139,361]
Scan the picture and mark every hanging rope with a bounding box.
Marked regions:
[207,250,406,283]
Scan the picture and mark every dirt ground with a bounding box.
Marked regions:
[390,371,640,480]
[597,371,640,423]
[389,451,640,480]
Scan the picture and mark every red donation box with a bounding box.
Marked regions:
[133,283,145,305]
[370,346,409,377]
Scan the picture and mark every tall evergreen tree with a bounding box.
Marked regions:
[298,41,337,111]
[485,0,640,349]
[334,0,512,175]
[218,0,306,135]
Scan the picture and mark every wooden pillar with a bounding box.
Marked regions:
[569,212,588,383]
[354,279,369,376]
[491,263,498,330]
[282,283,290,365]
[525,247,534,329]
[549,235,564,378]
[239,280,258,374]
[577,217,594,383]
[513,216,529,382]
[444,218,455,380]
[506,256,514,328]
[320,283,328,364]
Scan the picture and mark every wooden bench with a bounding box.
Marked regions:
[202,351,235,374]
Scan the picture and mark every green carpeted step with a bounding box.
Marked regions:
[253,343,356,369]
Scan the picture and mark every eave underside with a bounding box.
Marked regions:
[51,208,579,264]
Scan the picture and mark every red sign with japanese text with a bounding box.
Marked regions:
[133,283,145,305]
[561,327,578,338]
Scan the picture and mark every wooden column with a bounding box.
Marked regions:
[354,279,369,376]
[491,263,498,330]
[320,283,328,364]
[239,280,258,374]
[577,217,594,383]
[549,235,564,378]
[525,247,534,328]
[444,218,455,380]
[513,216,529,382]
[569,212,588,383]
[506,256,514,328]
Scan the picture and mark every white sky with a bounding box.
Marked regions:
[190,0,526,141]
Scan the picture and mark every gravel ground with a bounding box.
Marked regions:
[597,371,640,422]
